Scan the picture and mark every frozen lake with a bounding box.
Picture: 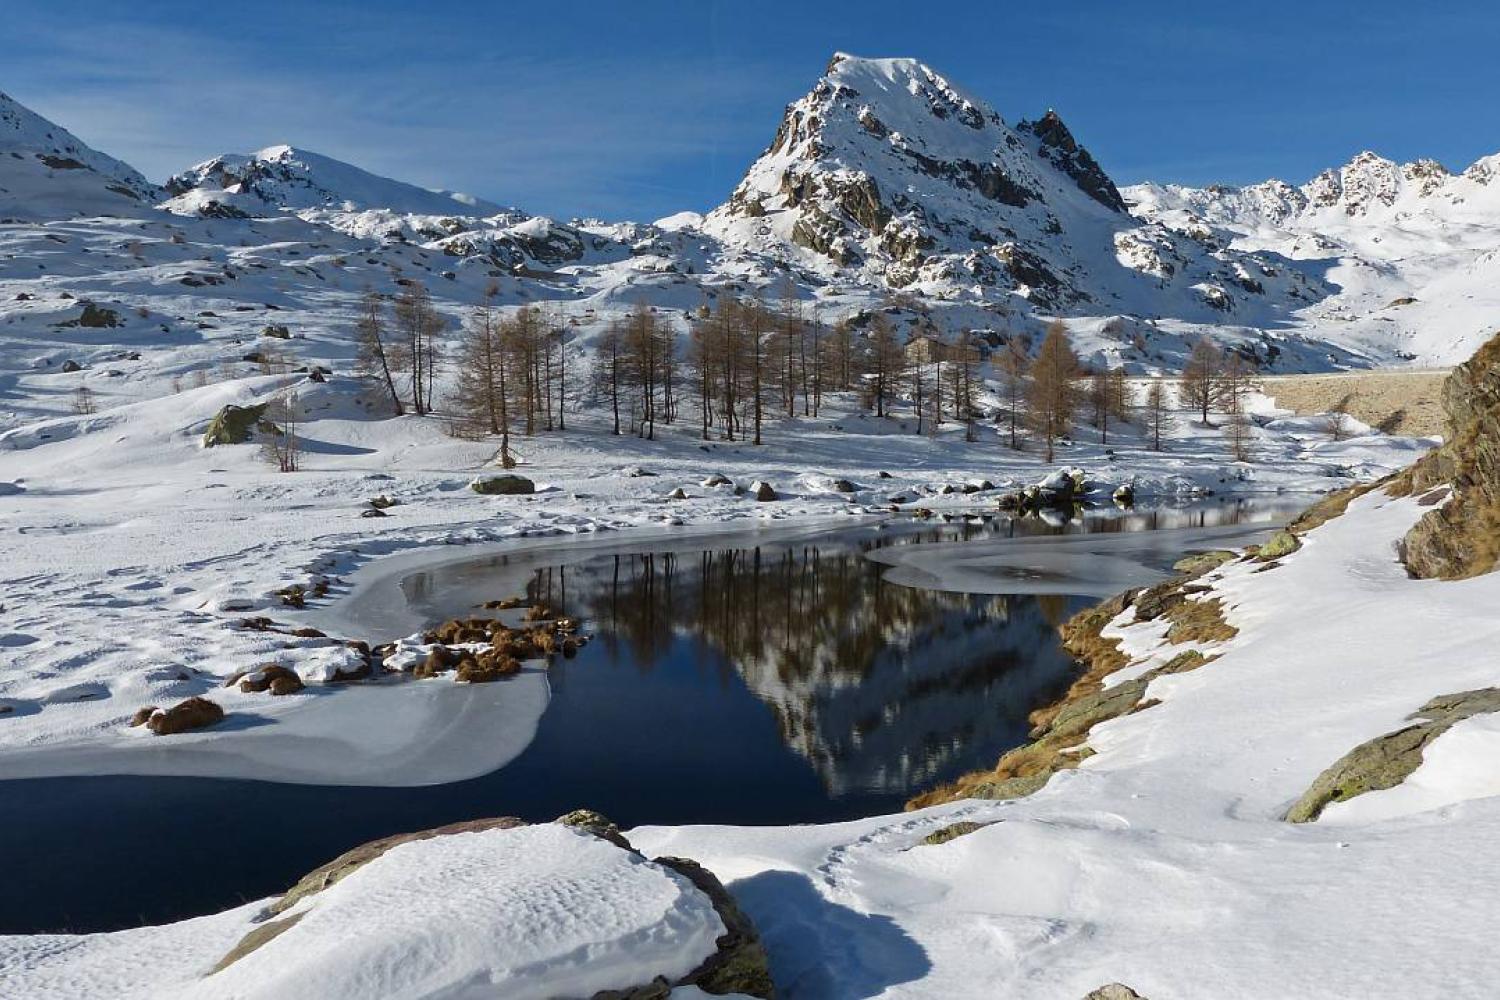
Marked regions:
[0,497,1304,933]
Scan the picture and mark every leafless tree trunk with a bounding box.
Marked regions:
[1026,320,1079,463]
[997,336,1029,450]
[356,290,404,416]
[1144,379,1172,451]
[1181,336,1225,426]
[262,389,301,473]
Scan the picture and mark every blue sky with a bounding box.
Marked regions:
[7,1,1497,220]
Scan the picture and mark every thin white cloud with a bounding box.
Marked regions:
[8,15,788,219]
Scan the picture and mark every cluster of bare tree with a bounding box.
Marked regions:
[446,296,571,463]
[357,283,573,466]
[355,284,444,417]
[261,389,301,473]
[1180,336,1257,459]
[349,280,1267,467]
[594,296,846,444]
[590,294,992,447]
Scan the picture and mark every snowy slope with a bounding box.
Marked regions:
[1127,151,1500,364]
[0,91,160,220]
[163,144,504,218]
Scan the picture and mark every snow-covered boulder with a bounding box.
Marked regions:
[199,818,771,1000]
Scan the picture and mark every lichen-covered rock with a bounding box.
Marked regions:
[652,856,776,999]
[470,474,534,495]
[75,302,122,328]
[556,808,633,851]
[1256,529,1301,561]
[1286,687,1500,822]
[202,403,272,447]
[1084,985,1148,1000]
[919,820,994,846]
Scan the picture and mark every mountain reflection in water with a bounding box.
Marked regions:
[449,532,1086,799]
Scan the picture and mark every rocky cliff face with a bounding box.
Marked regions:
[1400,331,1500,579]
[702,53,1318,320]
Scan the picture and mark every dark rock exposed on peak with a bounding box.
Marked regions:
[1018,110,1127,212]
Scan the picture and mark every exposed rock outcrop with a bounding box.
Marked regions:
[1018,110,1127,213]
[919,820,994,846]
[202,403,274,447]
[1285,687,1500,822]
[1084,986,1149,1000]
[1399,331,1500,579]
[470,473,535,495]
[143,696,225,735]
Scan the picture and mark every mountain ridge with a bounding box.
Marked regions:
[2,55,1498,367]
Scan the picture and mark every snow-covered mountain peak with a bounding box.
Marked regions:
[700,53,1315,330]
[163,143,505,219]
[0,90,159,219]
[703,55,1130,293]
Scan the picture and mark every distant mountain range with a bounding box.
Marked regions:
[4,54,1499,367]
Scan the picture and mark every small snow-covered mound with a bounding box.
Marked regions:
[201,822,726,1000]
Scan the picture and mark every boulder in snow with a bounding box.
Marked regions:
[202,403,273,447]
[470,474,535,495]
[144,696,224,735]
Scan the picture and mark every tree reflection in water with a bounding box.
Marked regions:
[520,534,1087,797]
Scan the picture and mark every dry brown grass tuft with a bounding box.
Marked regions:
[1164,597,1237,645]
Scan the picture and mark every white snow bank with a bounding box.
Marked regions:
[0,665,549,787]
[0,824,726,1000]
[200,824,724,1000]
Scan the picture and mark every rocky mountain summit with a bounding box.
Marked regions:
[703,53,1318,322]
